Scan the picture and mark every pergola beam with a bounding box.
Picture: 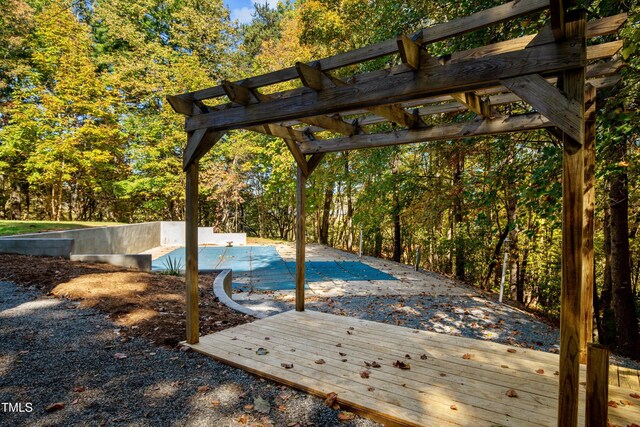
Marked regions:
[187,39,585,132]
[173,0,549,103]
[224,80,358,137]
[502,73,583,143]
[296,62,423,129]
[299,113,552,154]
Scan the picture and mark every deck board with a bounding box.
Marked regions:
[189,310,640,427]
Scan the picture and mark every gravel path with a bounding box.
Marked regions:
[0,281,380,427]
[242,294,640,370]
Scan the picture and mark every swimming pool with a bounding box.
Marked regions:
[152,246,396,290]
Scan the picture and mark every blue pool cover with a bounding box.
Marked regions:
[152,246,396,290]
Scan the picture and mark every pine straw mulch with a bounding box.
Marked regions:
[0,253,250,347]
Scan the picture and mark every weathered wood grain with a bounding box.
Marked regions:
[185,161,199,344]
[580,84,596,365]
[283,137,309,178]
[585,344,609,427]
[172,0,550,103]
[186,40,584,132]
[295,167,306,312]
[501,74,582,143]
[183,129,225,171]
[299,113,552,154]
[558,10,586,427]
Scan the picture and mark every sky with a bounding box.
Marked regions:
[226,0,280,24]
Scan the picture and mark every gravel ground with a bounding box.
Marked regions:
[242,293,640,370]
[0,281,380,427]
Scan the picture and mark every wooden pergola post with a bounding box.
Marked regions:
[580,84,597,364]
[558,10,586,427]
[185,160,199,344]
[295,165,306,311]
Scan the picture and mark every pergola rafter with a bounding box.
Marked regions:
[167,1,627,425]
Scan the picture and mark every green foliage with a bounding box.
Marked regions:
[0,0,639,325]
[160,256,183,276]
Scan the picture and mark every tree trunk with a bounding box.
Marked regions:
[608,143,640,357]
[374,227,382,257]
[345,153,354,251]
[453,152,465,280]
[599,203,615,346]
[319,184,333,245]
[392,190,402,262]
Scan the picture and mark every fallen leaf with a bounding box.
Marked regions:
[608,400,618,408]
[254,396,271,414]
[338,411,356,422]
[324,392,338,408]
[364,361,371,367]
[507,349,517,353]
[367,387,375,392]
[71,399,79,405]
[630,393,640,399]
[450,404,458,411]
[73,386,85,393]
[506,389,518,398]
[264,337,270,340]
[501,365,509,369]
[393,360,411,370]
[554,371,560,376]
[315,359,326,365]
[197,385,210,393]
[45,402,65,412]
[371,361,381,368]
[420,354,428,360]
[360,370,371,379]
[211,400,221,406]
[620,399,634,406]
[278,404,287,412]
[347,331,352,335]
[440,373,447,377]
[348,327,354,330]
[281,363,294,369]
[256,348,269,356]
[244,404,254,411]
[336,343,342,347]
[536,369,545,375]
[462,353,472,360]
[114,353,127,359]
[339,352,347,356]
[341,358,348,362]
[237,415,247,424]
[405,354,412,359]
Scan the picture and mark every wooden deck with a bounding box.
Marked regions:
[189,310,640,426]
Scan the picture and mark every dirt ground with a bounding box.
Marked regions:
[0,254,249,347]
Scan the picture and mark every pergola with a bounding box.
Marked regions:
[168,1,627,424]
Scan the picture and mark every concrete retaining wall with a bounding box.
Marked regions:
[161,221,246,246]
[70,254,152,271]
[0,238,74,258]
[6,222,161,255]
[0,221,246,270]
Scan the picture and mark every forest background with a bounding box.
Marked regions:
[0,0,638,357]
